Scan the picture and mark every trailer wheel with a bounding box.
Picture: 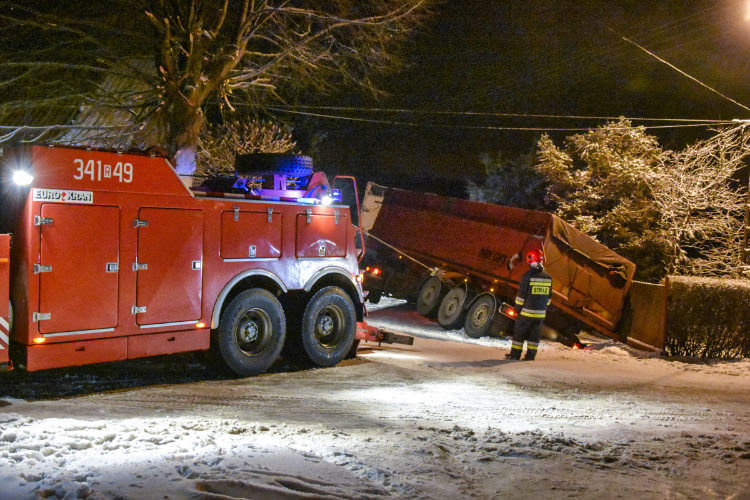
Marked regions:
[437,287,468,329]
[464,295,495,338]
[299,286,357,367]
[416,276,443,318]
[217,289,286,376]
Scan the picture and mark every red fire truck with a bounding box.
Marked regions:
[0,145,390,374]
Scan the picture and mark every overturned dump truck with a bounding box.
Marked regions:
[360,183,637,342]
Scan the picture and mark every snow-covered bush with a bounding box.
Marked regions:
[665,276,750,359]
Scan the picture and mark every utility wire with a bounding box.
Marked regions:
[467,4,736,109]
[268,105,727,123]
[463,4,731,107]
[265,107,733,131]
[610,27,750,113]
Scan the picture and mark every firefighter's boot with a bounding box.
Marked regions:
[522,342,538,361]
[506,341,523,360]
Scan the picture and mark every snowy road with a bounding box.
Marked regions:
[1,299,749,499]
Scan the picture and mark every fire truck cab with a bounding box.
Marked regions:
[0,145,366,375]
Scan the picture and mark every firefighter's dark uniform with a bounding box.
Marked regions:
[508,265,552,360]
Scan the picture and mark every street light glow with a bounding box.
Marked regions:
[12,169,34,186]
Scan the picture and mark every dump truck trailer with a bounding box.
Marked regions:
[0,146,399,374]
[360,183,637,341]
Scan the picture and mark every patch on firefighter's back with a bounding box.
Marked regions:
[32,188,93,204]
[532,285,550,295]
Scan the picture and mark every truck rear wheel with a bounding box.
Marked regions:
[464,295,495,338]
[437,287,468,329]
[299,286,357,367]
[217,289,286,376]
[416,276,443,318]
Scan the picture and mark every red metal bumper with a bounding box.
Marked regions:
[0,234,10,369]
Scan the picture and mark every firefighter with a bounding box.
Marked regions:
[506,249,552,361]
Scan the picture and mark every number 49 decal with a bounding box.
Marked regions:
[74,159,133,183]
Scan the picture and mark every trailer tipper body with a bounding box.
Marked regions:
[0,145,381,374]
[361,183,637,340]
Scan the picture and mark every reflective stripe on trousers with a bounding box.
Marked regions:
[520,308,546,319]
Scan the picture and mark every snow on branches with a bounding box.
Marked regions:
[536,119,748,282]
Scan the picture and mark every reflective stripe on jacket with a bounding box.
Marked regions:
[516,266,553,320]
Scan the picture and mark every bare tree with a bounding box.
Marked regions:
[0,0,430,172]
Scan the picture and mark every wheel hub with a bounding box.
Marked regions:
[472,305,489,327]
[318,315,334,335]
[240,320,259,343]
[235,308,272,356]
[315,305,345,349]
[446,299,458,315]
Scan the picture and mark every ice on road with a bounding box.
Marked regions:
[1,299,748,499]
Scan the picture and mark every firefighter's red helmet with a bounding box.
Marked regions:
[526,249,544,266]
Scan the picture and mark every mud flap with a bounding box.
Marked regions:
[0,234,11,370]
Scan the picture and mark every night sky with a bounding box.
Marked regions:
[292,0,750,195]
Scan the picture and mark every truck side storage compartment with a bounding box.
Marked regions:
[296,210,348,258]
[38,204,120,335]
[220,209,282,259]
[135,208,203,327]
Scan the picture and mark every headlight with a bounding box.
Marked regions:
[12,170,34,186]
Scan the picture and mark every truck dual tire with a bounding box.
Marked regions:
[437,286,468,330]
[217,289,286,377]
[464,295,495,338]
[416,276,443,318]
[299,286,357,367]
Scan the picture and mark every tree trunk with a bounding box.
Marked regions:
[164,95,205,176]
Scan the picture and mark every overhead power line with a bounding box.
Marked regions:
[264,107,734,132]
[610,27,750,113]
[268,105,728,123]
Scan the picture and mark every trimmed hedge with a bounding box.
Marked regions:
[665,276,750,359]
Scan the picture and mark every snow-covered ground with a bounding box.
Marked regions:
[1,299,748,499]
